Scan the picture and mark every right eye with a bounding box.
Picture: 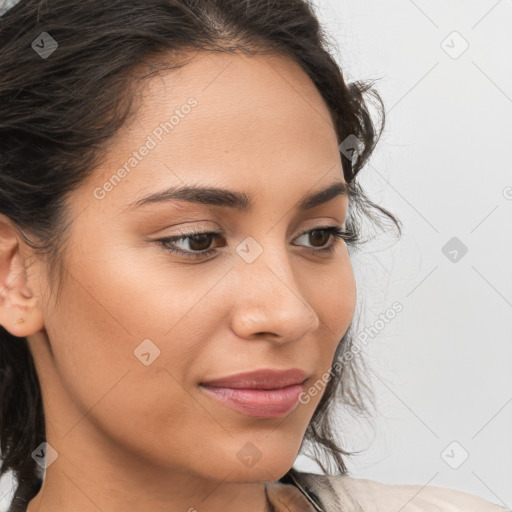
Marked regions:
[156,230,225,259]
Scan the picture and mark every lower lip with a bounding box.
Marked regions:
[199,383,304,418]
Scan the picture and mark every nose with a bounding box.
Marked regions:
[229,244,320,343]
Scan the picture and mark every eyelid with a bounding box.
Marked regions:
[154,222,353,260]
[159,219,345,242]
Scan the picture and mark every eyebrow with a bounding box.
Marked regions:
[127,180,349,212]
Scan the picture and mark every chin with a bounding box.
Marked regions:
[220,463,293,484]
[221,444,300,484]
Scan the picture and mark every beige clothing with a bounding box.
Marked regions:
[265,470,510,512]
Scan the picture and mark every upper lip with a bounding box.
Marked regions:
[200,368,309,390]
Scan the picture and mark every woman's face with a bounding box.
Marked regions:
[22,51,356,496]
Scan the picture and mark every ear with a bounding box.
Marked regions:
[0,214,45,338]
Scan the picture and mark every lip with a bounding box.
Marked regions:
[199,368,309,418]
[200,384,305,418]
[200,368,309,389]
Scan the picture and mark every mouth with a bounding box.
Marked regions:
[198,368,310,418]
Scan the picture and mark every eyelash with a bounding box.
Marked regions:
[155,225,357,260]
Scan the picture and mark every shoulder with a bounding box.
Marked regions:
[293,471,509,512]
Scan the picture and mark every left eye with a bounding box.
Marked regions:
[155,226,351,260]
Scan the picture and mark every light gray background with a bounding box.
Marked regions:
[294,0,512,508]
[1,0,511,510]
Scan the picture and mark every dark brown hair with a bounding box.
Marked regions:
[0,0,401,510]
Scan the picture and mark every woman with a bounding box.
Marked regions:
[0,1,506,511]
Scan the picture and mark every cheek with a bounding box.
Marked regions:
[44,269,226,469]
[47,223,239,400]
[307,252,356,342]
[308,259,357,383]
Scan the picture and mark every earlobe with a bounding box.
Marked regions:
[0,287,45,338]
[0,217,45,338]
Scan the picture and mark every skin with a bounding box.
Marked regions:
[0,51,356,512]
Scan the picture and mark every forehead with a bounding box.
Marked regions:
[81,51,344,214]
[130,51,339,154]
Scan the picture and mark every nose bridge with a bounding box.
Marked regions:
[230,234,320,338]
[235,230,297,296]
